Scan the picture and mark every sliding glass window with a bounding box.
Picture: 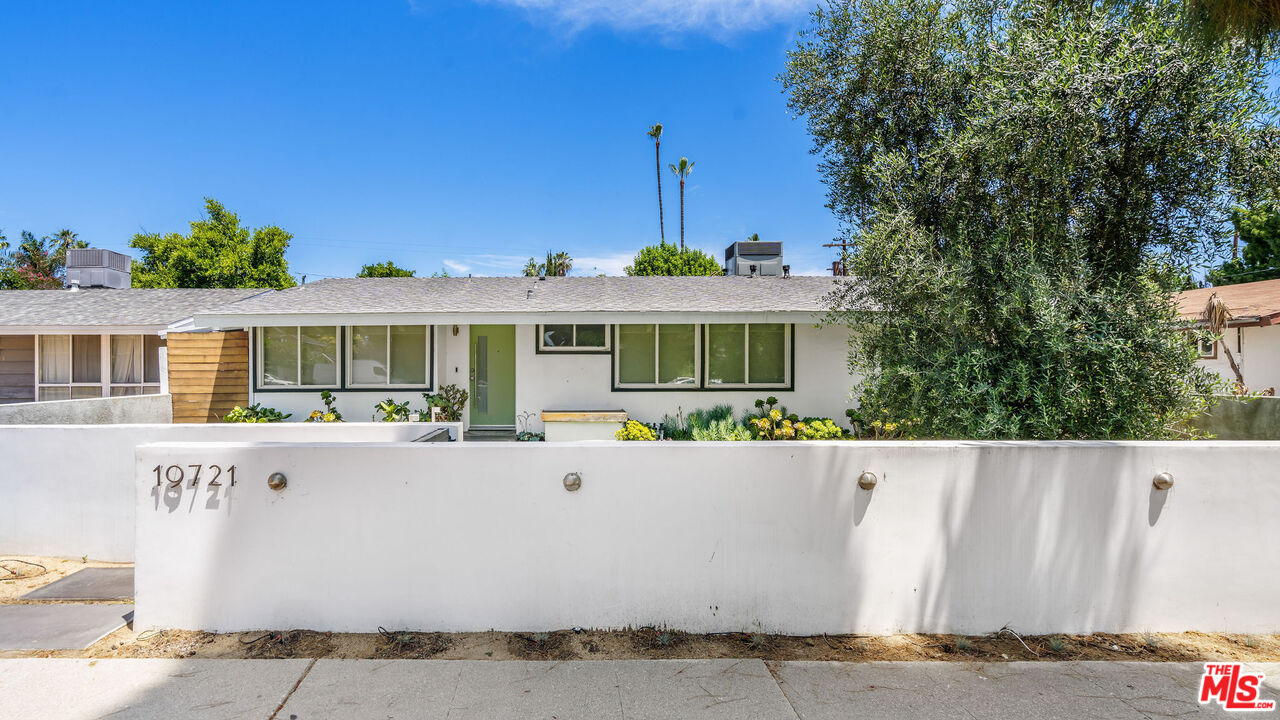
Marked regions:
[613,324,699,388]
[258,326,339,388]
[347,325,431,387]
[705,323,790,388]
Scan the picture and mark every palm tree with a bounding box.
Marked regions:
[523,251,573,277]
[49,229,85,269]
[647,123,665,243]
[668,157,694,252]
[1202,292,1246,392]
[747,233,760,242]
[545,250,572,276]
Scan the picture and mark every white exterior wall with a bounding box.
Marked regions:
[1199,325,1280,393]
[246,323,857,432]
[0,423,453,562]
[514,323,856,432]
[134,440,1280,635]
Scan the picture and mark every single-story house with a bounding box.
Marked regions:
[0,249,265,406]
[1176,277,1280,394]
[185,273,857,430]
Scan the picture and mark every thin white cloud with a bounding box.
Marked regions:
[574,251,635,276]
[476,0,809,34]
[441,259,473,274]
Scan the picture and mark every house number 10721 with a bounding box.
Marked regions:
[152,464,236,488]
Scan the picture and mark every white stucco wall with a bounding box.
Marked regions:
[0,393,172,425]
[134,440,1280,635]
[0,423,455,562]
[1199,325,1280,393]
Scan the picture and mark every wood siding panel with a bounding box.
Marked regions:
[167,331,249,423]
[0,336,34,404]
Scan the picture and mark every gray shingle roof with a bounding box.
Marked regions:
[202,276,845,316]
[0,288,270,327]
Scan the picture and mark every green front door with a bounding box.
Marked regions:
[469,325,516,427]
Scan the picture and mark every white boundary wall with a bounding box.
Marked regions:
[134,440,1280,635]
[0,422,460,561]
[0,393,172,425]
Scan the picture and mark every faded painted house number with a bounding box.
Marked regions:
[152,464,237,489]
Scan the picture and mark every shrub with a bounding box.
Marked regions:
[374,398,412,422]
[691,418,752,441]
[305,390,343,423]
[663,404,739,441]
[796,417,845,440]
[615,420,657,441]
[223,403,290,423]
[423,384,468,422]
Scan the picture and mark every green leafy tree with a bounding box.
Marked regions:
[781,0,1274,439]
[522,250,573,277]
[624,241,722,276]
[357,260,415,278]
[1207,202,1280,286]
[129,198,296,289]
[0,228,87,289]
[668,157,694,251]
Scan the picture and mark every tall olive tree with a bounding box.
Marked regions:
[781,0,1279,438]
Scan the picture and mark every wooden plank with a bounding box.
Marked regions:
[167,371,249,381]
[167,342,249,352]
[170,389,247,399]
[167,363,249,372]
[165,353,243,363]
[542,410,628,423]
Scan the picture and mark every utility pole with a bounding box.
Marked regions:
[822,238,854,276]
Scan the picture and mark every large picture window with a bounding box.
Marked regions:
[258,326,339,388]
[705,323,791,388]
[37,334,163,400]
[347,325,432,387]
[614,324,699,388]
[537,324,609,353]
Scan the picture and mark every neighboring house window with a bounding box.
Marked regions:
[1198,337,1217,359]
[37,335,101,400]
[36,334,163,400]
[704,323,791,388]
[614,324,699,388]
[109,335,163,396]
[258,326,339,388]
[538,324,610,352]
[347,325,432,387]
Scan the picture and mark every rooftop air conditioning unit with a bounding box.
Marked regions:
[65,248,132,289]
[725,241,784,276]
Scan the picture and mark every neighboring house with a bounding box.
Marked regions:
[0,249,266,407]
[187,247,856,429]
[1176,278,1280,394]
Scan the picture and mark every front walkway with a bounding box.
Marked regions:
[1,658,1275,719]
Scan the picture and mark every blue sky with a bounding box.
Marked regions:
[0,0,839,279]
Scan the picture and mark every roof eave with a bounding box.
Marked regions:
[193,309,828,329]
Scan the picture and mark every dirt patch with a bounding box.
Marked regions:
[15,628,1266,663]
[507,631,577,660]
[372,629,452,659]
[238,630,336,659]
[0,556,131,604]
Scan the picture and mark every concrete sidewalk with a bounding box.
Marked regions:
[0,659,1276,719]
